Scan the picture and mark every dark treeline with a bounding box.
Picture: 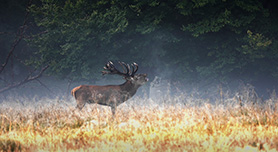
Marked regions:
[1,0,278,97]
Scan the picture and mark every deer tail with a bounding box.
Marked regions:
[71,86,82,99]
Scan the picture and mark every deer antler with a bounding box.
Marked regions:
[131,62,138,76]
[102,61,130,77]
[102,61,139,77]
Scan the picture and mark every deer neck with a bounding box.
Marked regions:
[120,81,140,95]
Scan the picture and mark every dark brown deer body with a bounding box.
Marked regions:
[71,61,148,116]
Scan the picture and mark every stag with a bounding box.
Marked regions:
[71,61,148,117]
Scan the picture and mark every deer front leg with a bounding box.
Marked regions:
[76,99,86,110]
[71,99,86,118]
[111,106,116,116]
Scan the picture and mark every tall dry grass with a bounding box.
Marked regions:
[0,89,278,152]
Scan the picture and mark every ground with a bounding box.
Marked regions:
[0,94,278,152]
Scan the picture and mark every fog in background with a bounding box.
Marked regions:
[1,0,278,103]
[1,60,275,104]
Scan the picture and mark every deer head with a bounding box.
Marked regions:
[102,61,148,87]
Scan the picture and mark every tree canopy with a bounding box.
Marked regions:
[2,0,278,92]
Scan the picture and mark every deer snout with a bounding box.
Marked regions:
[143,74,148,81]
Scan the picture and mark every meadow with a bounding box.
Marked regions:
[0,89,278,152]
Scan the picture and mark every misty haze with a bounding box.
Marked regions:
[1,0,278,151]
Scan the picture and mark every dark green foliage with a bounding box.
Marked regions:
[9,0,278,87]
[28,0,129,80]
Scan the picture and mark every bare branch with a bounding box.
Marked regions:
[0,32,13,35]
[36,79,54,94]
[0,65,49,94]
[0,0,32,74]
[0,37,23,74]
[24,30,48,39]
[12,53,32,72]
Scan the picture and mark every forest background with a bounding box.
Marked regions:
[1,0,278,98]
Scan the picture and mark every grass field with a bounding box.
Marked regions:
[0,92,278,152]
